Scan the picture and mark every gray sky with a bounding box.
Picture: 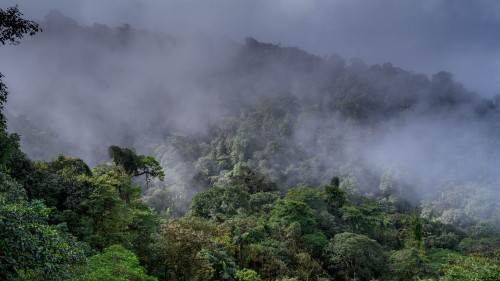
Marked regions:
[2,0,500,96]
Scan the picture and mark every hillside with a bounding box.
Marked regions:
[1,9,499,280]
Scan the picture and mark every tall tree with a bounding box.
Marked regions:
[108,145,164,188]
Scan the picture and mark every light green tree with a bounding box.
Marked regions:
[72,244,157,281]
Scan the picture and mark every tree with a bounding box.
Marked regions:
[80,169,132,249]
[155,217,217,281]
[235,268,262,281]
[0,5,40,45]
[440,253,499,281]
[324,176,347,211]
[0,174,85,280]
[81,164,153,250]
[388,248,428,281]
[0,126,21,172]
[191,185,250,220]
[270,199,317,235]
[107,145,164,188]
[0,72,9,128]
[295,252,322,281]
[323,232,386,281]
[339,200,389,241]
[0,5,41,127]
[230,163,277,193]
[249,191,281,214]
[287,186,328,212]
[201,249,239,281]
[72,244,157,281]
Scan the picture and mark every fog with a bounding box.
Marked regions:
[3,0,500,96]
[1,1,499,220]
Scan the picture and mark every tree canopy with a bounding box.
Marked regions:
[1,7,499,281]
[108,145,165,186]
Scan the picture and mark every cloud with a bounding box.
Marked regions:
[1,2,499,220]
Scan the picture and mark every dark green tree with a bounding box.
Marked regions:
[0,127,21,172]
[324,176,347,211]
[107,145,165,188]
[191,185,250,220]
[0,5,40,45]
[230,163,277,193]
[0,174,85,280]
[270,199,317,234]
[388,248,428,281]
[323,232,386,281]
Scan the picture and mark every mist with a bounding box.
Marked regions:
[3,0,500,96]
[1,1,499,223]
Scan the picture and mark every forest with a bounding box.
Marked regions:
[1,5,499,281]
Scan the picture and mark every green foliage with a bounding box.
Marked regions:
[0,192,85,280]
[323,178,347,212]
[230,163,278,193]
[155,217,219,281]
[427,248,455,275]
[286,186,328,212]
[191,185,251,220]
[294,252,322,281]
[340,201,389,240]
[0,171,26,202]
[72,244,157,281]
[139,155,166,182]
[422,220,462,250]
[323,232,386,280]
[467,220,500,239]
[235,268,262,281]
[422,182,498,227]
[458,237,500,256]
[0,129,21,173]
[108,145,165,185]
[0,72,7,128]
[124,204,161,268]
[201,249,239,281]
[409,215,423,246]
[80,166,134,249]
[300,231,328,257]
[243,239,290,280]
[388,248,428,281]
[249,191,282,214]
[108,145,141,175]
[270,199,317,234]
[439,253,500,281]
[2,19,500,281]
[49,155,92,177]
[23,156,92,217]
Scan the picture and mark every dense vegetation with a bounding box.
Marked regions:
[1,7,499,280]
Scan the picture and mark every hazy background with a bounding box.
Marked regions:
[2,0,500,96]
[1,1,499,222]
